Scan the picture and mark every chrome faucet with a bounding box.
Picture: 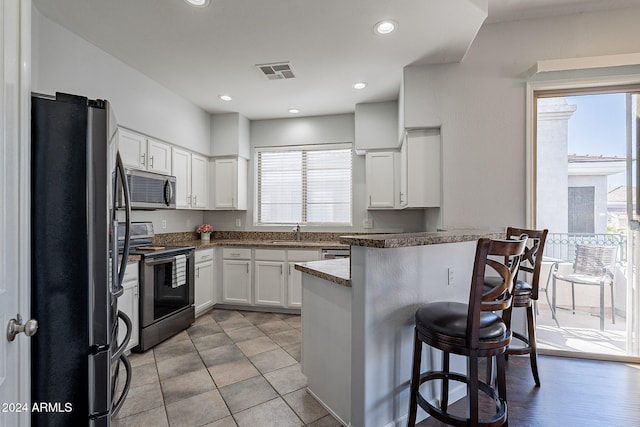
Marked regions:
[293,223,301,241]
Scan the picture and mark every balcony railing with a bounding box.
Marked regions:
[543,232,627,263]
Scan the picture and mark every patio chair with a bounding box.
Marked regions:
[552,244,618,331]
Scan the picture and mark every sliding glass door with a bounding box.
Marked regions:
[534,88,640,360]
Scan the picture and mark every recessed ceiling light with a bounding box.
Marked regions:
[288,108,300,114]
[219,95,232,101]
[184,0,210,7]
[353,82,368,90]
[374,20,397,35]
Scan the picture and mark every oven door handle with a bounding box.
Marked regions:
[144,255,187,266]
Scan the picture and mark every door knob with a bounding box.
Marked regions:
[6,314,38,342]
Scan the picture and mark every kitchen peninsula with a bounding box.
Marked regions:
[297,230,503,427]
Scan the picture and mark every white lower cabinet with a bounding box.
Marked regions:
[118,262,139,353]
[255,250,286,307]
[217,247,324,310]
[222,248,252,304]
[195,249,215,316]
[287,250,321,308]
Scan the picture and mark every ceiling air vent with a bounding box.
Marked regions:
[256,62,296,80]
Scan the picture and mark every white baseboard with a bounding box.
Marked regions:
[306,387,351,427]
[306,382,466,427]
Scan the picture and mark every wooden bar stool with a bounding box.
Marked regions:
[502,227,548,386]
[407,237,527,427]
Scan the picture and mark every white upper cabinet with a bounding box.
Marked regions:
[118,128,146,170]
[118,128,172,174]
[172,147,208,209]
[212,157,247,210]
[355,101,399,154]
[172,147,191,208]
[191,153,208,209]
[365,152,397,209]
[400,129,441,208]
[146,138,172,175]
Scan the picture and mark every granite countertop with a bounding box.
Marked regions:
[153,231,351,251]
[339,229,505,249]
[295,258,351,287]
[169,239,348,250]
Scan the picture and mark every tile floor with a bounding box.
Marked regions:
[113,308,342,427]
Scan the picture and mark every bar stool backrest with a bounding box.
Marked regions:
[468,237,527,346]
[506,227,549,300]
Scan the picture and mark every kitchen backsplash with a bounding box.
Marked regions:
[154,230,370,245]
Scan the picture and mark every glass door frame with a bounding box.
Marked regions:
[526,74,640,362]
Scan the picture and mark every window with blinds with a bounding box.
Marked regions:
[256,145,352,225]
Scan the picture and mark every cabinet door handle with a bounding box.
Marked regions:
[280,265,283,276]
[194,195,197,206]
[150,155,154,168]
[141,153,146,166]
[369,195,372,206]
[246,263,249,273]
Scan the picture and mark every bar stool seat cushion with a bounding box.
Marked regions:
[415,302,507,340]
[484,278,532,297]
[514,279,532,295]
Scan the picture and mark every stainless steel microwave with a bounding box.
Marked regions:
[119,168,176,209]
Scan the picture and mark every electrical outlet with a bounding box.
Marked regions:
[235,218,242,227]
[448,267,455,285]
[363,218,373,229]
[161,220,167,229]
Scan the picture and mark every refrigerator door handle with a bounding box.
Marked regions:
[111,353,131,418]
[112,310,131,362]
[113,152,131,297]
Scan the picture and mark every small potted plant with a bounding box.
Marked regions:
[196,224,213,242]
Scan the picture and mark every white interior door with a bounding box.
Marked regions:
[1,1,31,425]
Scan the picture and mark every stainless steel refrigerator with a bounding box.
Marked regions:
[31,92,133,426]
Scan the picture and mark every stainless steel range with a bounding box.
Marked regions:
[120,222,195,352]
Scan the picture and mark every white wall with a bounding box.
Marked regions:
[129,210,204,235]
[403,7,640,230]
[31,7,211,156]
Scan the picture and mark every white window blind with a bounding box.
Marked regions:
[257,145,352,225]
